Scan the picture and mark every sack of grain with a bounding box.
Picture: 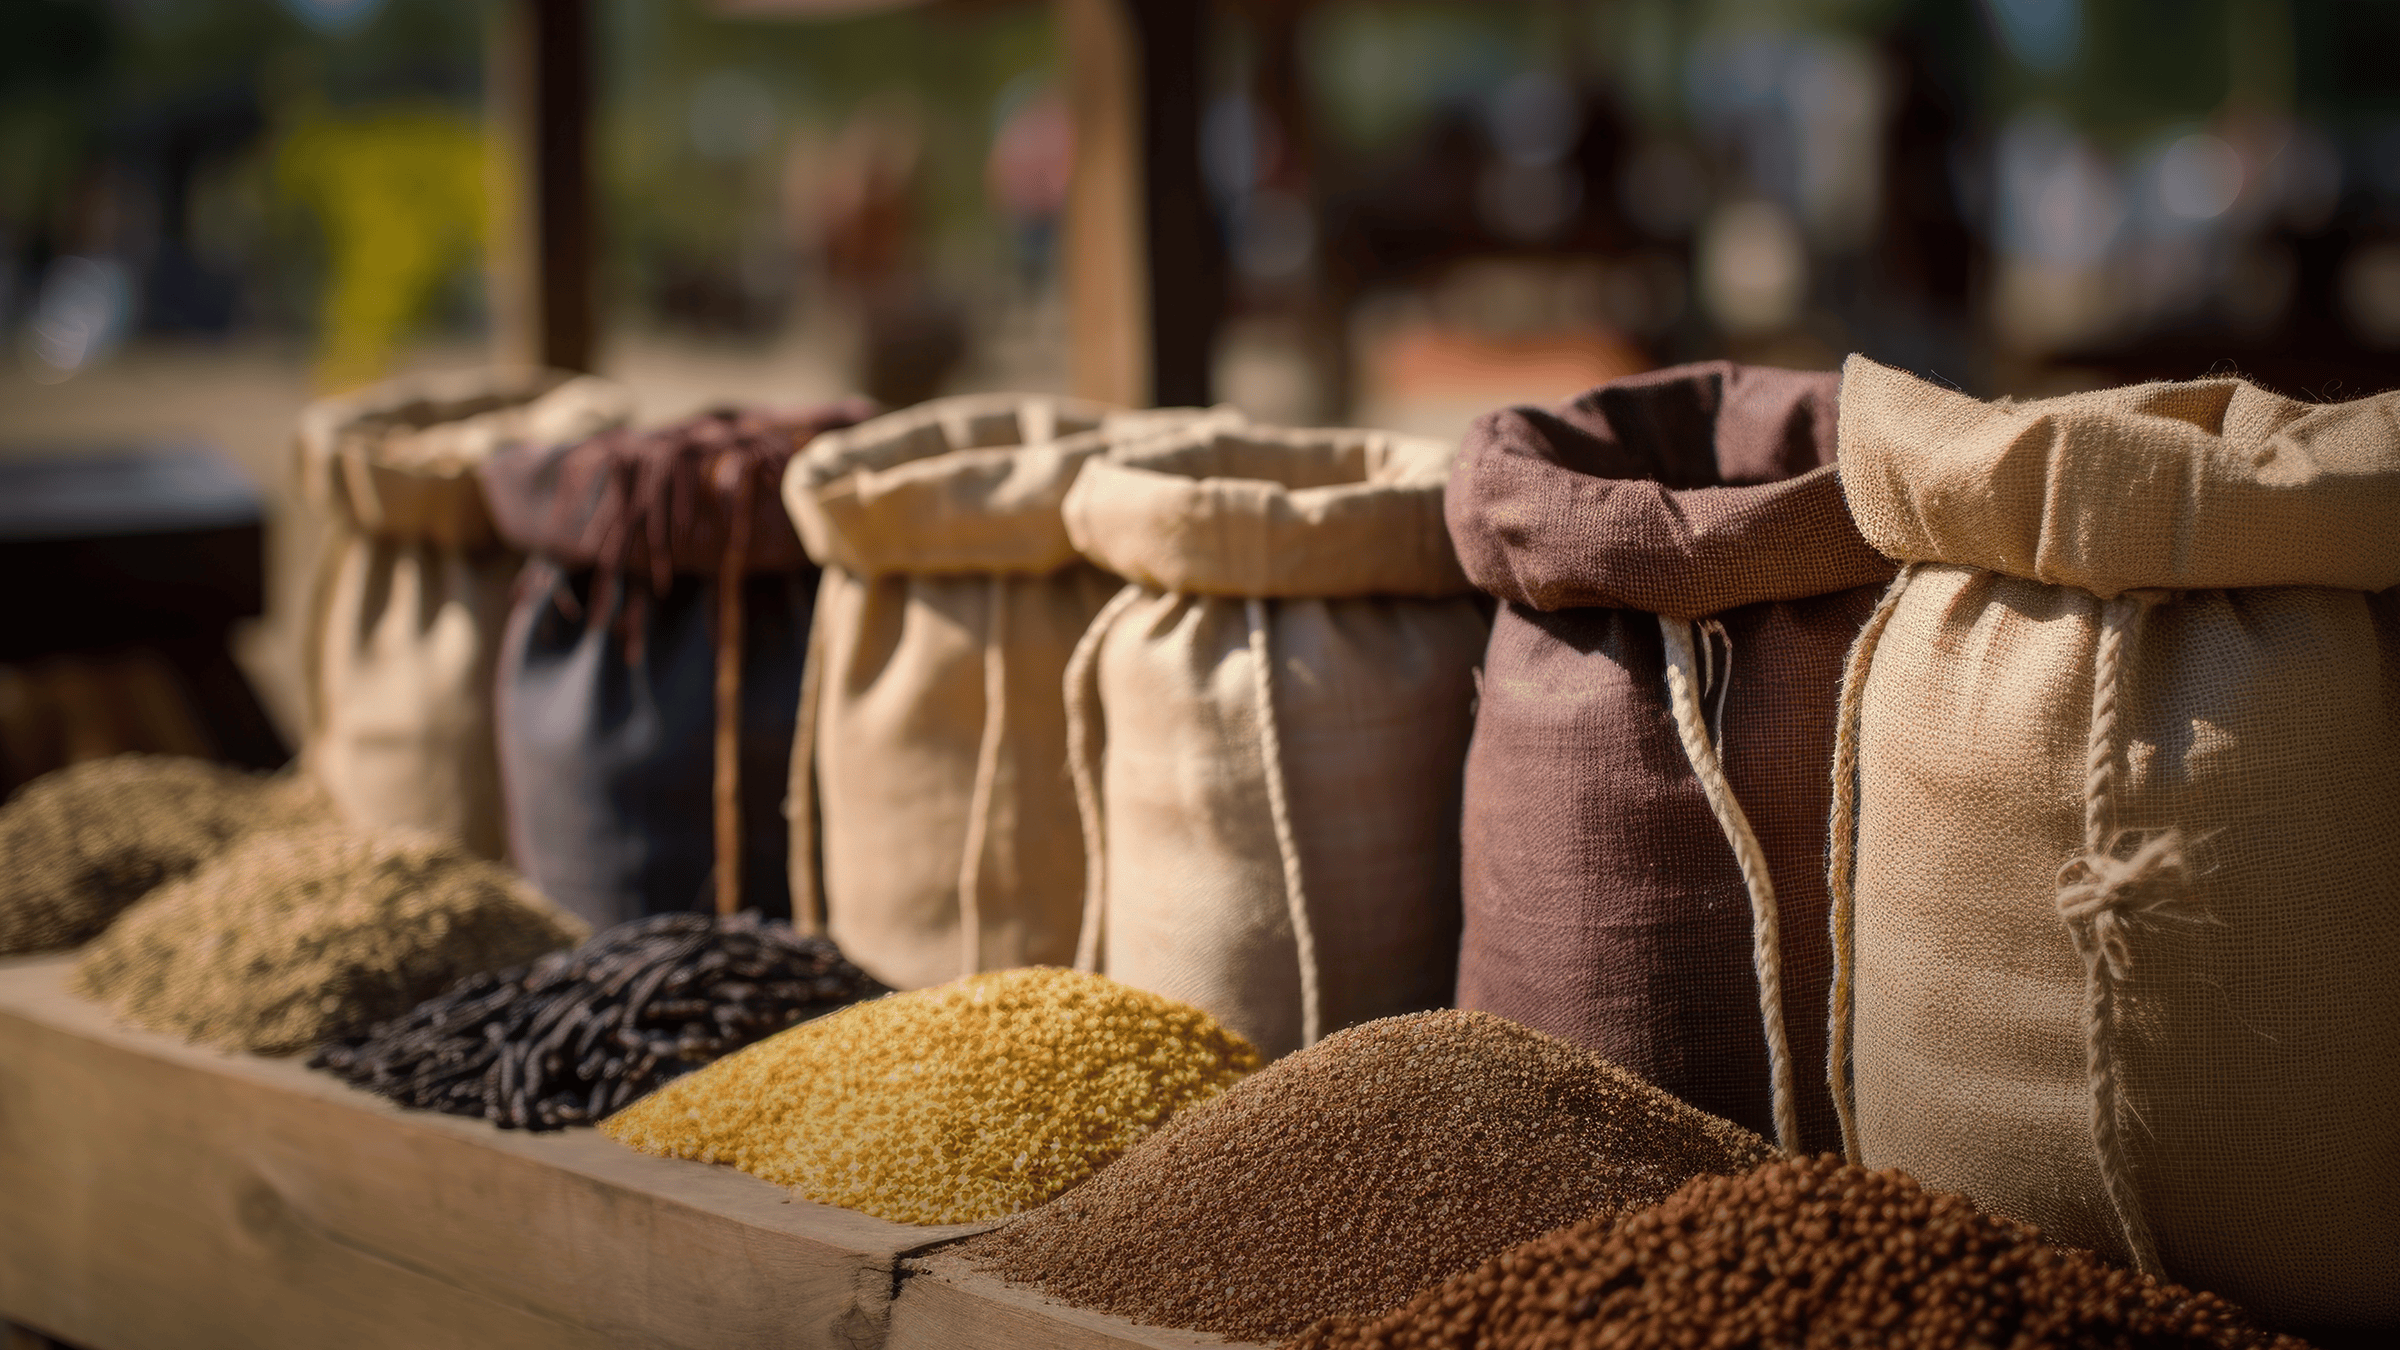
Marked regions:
[1447,362,1893,1153]
[1062,422,1486,1059]
[297,369,634,858]
[1830,354,2400,1327]
[481,403,870,930]
[783,394,1235,991]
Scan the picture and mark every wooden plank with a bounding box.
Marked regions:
[0,955,989,1350]
[487,0,596,373]
[1059,0,1151,408]
[888,1249,1270,1350]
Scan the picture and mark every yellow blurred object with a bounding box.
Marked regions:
[277,108,491,391]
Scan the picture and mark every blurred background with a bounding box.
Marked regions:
[3,0,2398,768]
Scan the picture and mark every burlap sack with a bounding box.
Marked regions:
[1447,362,1895,1153]
[298,369,633,858]
[784,394,1235,991]
[1061,423,1487,1059]
[1831,354,2400,1327]
[481,403,870,930]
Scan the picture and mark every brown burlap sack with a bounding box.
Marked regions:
[298,369,633,858]
[1447,362,1894,1152]
[784,394,1237,991]
[1062,423,1487,1058]
[1831,354,2400,1327]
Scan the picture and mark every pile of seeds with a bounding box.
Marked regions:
[601,966,1260,1224]
[72,826,586,1054]
[1292,1154,2307,1350]
[0,755,328,954]
[960,1009,1773,1341]
[312,912,882,1131]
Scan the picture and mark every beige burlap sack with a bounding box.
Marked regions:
[785,394,1240,991]
[1062,424,1487,1058]
[299,369,633,858]
[1829,354,2400,1327]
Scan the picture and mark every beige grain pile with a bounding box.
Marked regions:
[961,1009,1774,1341]
[601,966,1261,1224]
[1293,1154,2309,1350]
[0,754,329,954]
[71,826,586,1054]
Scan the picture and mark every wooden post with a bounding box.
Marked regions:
[1059,0,1222,408]
[490,0,596,373]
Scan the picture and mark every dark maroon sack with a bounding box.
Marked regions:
[1448,362,1893,1154]
[480,403,870,929]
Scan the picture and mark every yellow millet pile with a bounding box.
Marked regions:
[601,966,1261,1224]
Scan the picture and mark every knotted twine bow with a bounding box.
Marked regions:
[2056,830,2191,985]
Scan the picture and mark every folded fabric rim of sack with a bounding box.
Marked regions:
[1063,423,1473,599]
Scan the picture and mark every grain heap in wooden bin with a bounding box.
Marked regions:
[602,966,1259,1224]
[313,911,881,1130]
[71,825,586,1054]
[1292,1155,2309,1350]
[960,1009,1772,1342]
[0,755,328,954]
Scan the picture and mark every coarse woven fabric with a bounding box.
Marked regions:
[0,755,330,953]
[1448,362,1893,1151]
[71,825,588,1054]
[961,1009,1772,1342]
[480,404,870,928]
[1063,424,1484,1058]
[783,396,1236,990]
[1836,354,2400,1328]
[600,966,1260,1224]
[297,369,635,859]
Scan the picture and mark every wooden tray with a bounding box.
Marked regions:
[0,954,1273,1350]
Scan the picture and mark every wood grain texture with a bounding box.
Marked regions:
[888,1250,1269,1350]
[0,955,988,1350]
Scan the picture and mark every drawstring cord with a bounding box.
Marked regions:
[1660,614,1800,1154]
[1247,597,1323,1048]
[1067,584,1146,973]
[955,574,1012,979]
[2058,588,2183,1279]
[1823,562,1917,1162]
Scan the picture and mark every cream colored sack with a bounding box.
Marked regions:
[1063,425,1486,1058]
[1830,354,2400,1327]
[298,369,633,858]
[785,394,1239,991]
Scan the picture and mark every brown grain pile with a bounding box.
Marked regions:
[0,755,328,954]
[1291,1154,2309,1350]
[72,826,587,1054]
[961,1009,1773,1341]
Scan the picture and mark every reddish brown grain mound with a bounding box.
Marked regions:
[961,1009,1771,1342]
[1290,1154,2309,1350]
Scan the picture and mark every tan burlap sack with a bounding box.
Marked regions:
[1062,424,1487,1058]
[1829,354,2400,1327]
[784,394,1238,991]
[298,369,633,858]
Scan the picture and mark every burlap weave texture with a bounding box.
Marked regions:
[784,396,1229,991]
[1064,424,1484,1058]
[1449,362,1892,1152]
[1837,354,2400,1328]
[298,369,634,859]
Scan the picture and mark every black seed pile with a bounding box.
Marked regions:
[0,755,327,954]
[312,911,882,1130]
[1291,1154,2310,1350]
